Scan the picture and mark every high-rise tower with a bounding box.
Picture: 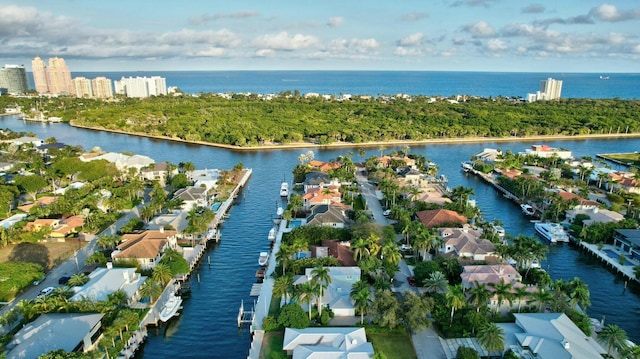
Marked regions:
[539,78,562,100]
[0,65,29,94]
[46,57,73,94]
[31,57,49,93]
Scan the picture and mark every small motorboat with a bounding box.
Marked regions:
[521,204,535,216]
[258,251,269,266]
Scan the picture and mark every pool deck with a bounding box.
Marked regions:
[576,241,639,283]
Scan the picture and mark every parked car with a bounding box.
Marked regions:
[407,276,416,286]
[37,287,55,299]
[58,276,71,285]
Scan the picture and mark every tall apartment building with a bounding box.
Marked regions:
[92,76,113,99]
[114,76,167,98]
[72,77,93,98]
[31,57,48,93]
[539,78,562,100]
[0,64,29,94]
[527,77,563,102]
[32,56,73,94]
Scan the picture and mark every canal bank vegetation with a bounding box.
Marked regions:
[4,95,640,148]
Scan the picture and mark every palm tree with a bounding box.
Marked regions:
[567,277,591,312]
[489,278,513,315]
[152,263,172,286]
[351,237,370,261]
[513,286,530,313]
[273,274,294,304]
[67,273,89,287]
[530,287,553,312]
[97,234,121,250]
[477,322,505,358]
[311,265,332,317]
[275,244,294,275]
[350,281,371,325]
[467,281,491,312]
[297,282,317,320]
[381,242,401,266]
[446,284,466,325]
[597,324,628,357]
[423,271,448,294]
[139,279,162,303]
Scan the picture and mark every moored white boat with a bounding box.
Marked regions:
[276,207,284,218]
[268,227,276,241]
[280,182,289,197]
[258,251,269,266]
[521,204,535,216]
[534,222,569,243]
[159,294,183,322]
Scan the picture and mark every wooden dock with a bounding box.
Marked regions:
[573,239,639,283]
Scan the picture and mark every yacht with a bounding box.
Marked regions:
[276,207,284,218]
[159,293,183,322]
[258,251,269,266]
[491,224,505,238]
[534,222,569,243]
[280,182,289,197]
[521,204,535,216]
[268,227,276,241]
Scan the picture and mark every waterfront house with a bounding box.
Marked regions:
[376,155,416,169]
[520,144,573,160]
[472,148,503,163]
[310,239,356,266]
[609,171,640,194]
[282,327,374,359]
[306,204,350,228]
[79,151,154,172]
[307,160,341,172]
[302,187,342,210]
[70,266,146,303]
[555,191,601,210]
[111,229,177,270]
[172,186,209,211]
[565,207,624,226]
[461,264,534,313]
[504,313,606,359]
[6,313,103,359]
[613,229,640,260]
[302,172,334,192]
[438,227,496,261]
[416,209,467,228]
[17,196,58,212]
[292,267,360,317]
[7,136,44,147]
[140,161,178,186]
[187,168,220,191]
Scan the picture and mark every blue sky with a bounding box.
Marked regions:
[0,1,639,72]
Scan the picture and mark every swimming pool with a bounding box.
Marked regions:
[289,219,305,228]
[211,202,222,211]
[294,252,308,260]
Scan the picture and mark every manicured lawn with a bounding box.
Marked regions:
[368,331,417,359]
[260,331,287,359]
[600,152,640,166]
[0,240,87,270]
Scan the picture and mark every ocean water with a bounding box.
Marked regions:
[57,71,640,99]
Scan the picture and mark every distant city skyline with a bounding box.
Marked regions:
[0,1,639,72]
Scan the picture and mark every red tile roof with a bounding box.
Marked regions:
[415,209,467,228]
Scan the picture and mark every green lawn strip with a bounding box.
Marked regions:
[600,153,640,166]
[367,330,417,359]
[260,331,287,359]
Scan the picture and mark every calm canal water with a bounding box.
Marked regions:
[2,116,639,356]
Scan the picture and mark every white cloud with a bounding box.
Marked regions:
[328,38,379,54]
[464,21,496,38]
[398,33,425,46]
[487,39,507,52]
[190,47,226,57]
[327,17,344,27]
[252,32,319,50]
[589,4,640,22]
[402,12,429,21]
[394,47,422,56]
[255,49,275,57]
[157,29,241,47]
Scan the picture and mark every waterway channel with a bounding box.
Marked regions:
[2,116,639,356]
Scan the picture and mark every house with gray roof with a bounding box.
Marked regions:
[172,186,209,211]
[306,204,350,228]
[438,226,496,261]
[507,313,606,359]
[283,327,374,359]
[292,267,360,317]
[70,266,146,304]
[302,172,334,192]
[613,229,640,260]
[6,313,103,358]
